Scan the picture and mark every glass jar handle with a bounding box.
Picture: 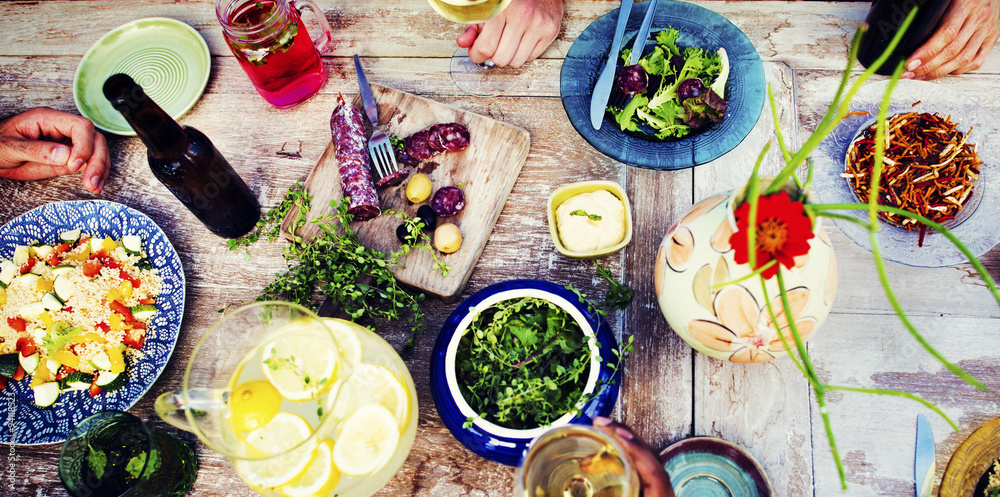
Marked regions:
[154,388,230,433]
[293,0,333,53]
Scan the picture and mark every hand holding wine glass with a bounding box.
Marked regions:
[593,417,676,497]
[454,0,564,68]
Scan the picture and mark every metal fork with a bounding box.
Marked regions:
[353,54,399,180]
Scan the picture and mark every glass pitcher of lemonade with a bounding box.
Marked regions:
[155,301,418,496]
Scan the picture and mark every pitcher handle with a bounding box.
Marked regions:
[294,0,333,53]
[154,388,230,433]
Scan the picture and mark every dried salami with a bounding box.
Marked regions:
[330,94,380,220]
[405,130,435,162]
[396,122,470,166]
[430,186,466,217]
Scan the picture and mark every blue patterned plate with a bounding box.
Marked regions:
[561,1,766,170]
[0,200,185,445]
[430,279,621,466]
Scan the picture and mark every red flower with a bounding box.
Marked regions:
[730,191,814,279]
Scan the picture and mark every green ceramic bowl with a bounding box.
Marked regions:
[74,18,211,136]
[547,180,633,259]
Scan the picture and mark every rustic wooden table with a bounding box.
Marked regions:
[2,1,999,496]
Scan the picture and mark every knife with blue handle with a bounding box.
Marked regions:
[915,414,935,497]
[627,0,658,66]
[589,0,634,130]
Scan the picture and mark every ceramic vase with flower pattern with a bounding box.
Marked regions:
[654,186,838,363]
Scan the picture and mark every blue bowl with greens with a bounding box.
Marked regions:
[430,279,622,466]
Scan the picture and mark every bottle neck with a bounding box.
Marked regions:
[104,74,187,157]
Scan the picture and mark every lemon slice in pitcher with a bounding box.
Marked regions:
[333,404,400,476]
[326,363,410,429]
[281,439,340,497]
[231,380,282,433]
[261,334,339,401]
[235,413,315,489]
[321,318,363,365]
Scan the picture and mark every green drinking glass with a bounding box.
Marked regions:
[58,410,198,497]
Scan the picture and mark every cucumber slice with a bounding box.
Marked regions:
[12,246,29,265]
[88,351,112,371]
[61,372,94,391]
[53,275,74,303]
[51,265,75,278]
[121,235,142,256]
[42,293,63,311]
[130,304,156,321]
[32,382,60,407]
[0,261,15,287]
[17,273,40,288]
[18,352,39,375]
[45,359,61,375]
[31,245,54,261]
[89,237,104,253]
[0,353,18,378]
[18,302,45,319]
[95,371,126,392]
[59,230,82,244]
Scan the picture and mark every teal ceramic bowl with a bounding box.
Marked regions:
[74,18,211,135]
[660,436,772,496]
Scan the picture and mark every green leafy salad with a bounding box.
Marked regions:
[456,297,593,430]
[610,27,729,140]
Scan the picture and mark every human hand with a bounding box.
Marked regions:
[593,416,676,497]
[0,107,110,194]
[455,0,563,67]
[904,0,1000,80]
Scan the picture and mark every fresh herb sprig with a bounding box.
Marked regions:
[388,209,451,276]
[457,297,592,430]
[227,181,309,254]
[570,209,602,221]
[234,185,426,349]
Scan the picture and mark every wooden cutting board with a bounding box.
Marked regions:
[281,84,530,302]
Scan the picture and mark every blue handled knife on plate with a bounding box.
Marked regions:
[589,0,634,130]
[915,414,935,497]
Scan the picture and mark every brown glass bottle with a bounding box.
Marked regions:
[103,74,261,238]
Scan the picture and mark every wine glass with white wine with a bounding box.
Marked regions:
[426,0,522,96]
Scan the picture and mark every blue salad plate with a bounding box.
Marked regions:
[561,1,766,170]
[430,279,622,466]
[0,200,185,444]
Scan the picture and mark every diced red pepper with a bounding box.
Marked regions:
[54,243,72,254]
[0,377,6,390]
[75,236,90,249]
[45,252,61,267]
[95,322,110,333]
[16,337,35,357]
[138,298,155,305]
[123,327,146,349]
[11,365,23,382]
[119,270,140,288]
[109,300,134,322]
[64,306,74,313]
[7,317,26,333]
[89,378,102,397]
[19,258,36,275]
[55,366,78,381]
[98,255,120,269]
[82,259,102,277]
[131,322,147,330]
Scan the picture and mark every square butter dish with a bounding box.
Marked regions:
[547,180,633,259]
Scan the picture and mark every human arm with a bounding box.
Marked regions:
[455,0,564,67]
[0,107,110,194]
[904,0,1000,80]
[593,416,676,497]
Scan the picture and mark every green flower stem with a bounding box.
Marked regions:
[809,202,1000,309]
[768,85,794,171]
[744,142,771,271]
[711,260,776,290]
[765,9,917,196]
[824,385,957,429]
